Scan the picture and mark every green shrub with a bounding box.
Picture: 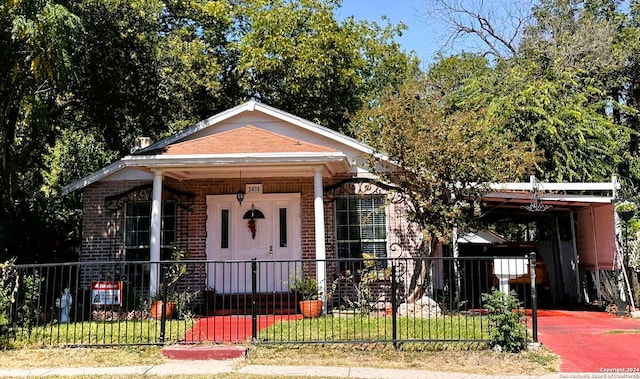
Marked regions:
[289,270,321,300]
[482,289,527,353]
[19,271,44,331]
[0,259,19,348]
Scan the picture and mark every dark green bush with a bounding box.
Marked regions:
[482,288,527,353]
[0,260,19,348]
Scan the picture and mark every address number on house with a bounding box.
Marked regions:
[246,184,262,194]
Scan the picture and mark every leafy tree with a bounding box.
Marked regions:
[478,59,630,182]
[421,0,636,183]
[418,0,638,305]
[236,0,420,131]
[0,0,83,261]
[352,69,537,301]
[156,0,236,134]
[68,0,166,155]
[620,0,640,184]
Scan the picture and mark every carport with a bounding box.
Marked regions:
[475,175,630,307]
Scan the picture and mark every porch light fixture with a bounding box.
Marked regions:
[521,175,552,212]
[236,170,245,205]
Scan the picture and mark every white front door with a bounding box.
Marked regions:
[206,193,301,294]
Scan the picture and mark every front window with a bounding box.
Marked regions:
[335,195,387,271]
[124,201,176,261]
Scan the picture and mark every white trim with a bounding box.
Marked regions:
[488,175,619,192]
[61,101,385,194]
[140,102,260,152]
[62,152,349,195]
[489,182,619,191]
[254,102,375,155]
[123,152,347,163]
[138,100,374,155]
[484,192,614,204]
[62,161,127,195]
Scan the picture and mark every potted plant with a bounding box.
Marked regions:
[150,245,188,320]
[150,295,177,320]
[616,201,637,222]
[289,273,323,318]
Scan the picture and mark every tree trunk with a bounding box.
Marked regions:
[406,237,438,304]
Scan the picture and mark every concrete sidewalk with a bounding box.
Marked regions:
[0,361,619,379]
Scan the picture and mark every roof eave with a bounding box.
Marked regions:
[61,152,350,194]
[484,192,615,204]
[124,152,348,165]
[62,160,128,195]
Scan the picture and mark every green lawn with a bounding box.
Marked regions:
[11,319,192,347]
[258,314,491,343]
[10,313,493,347]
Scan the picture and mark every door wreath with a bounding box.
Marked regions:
[247,218,257,239]
[243,205,264,240]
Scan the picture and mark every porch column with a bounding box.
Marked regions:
[150,170,163,296]
[313,168,327,308]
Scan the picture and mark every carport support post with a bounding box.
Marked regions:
[529,252,538,343]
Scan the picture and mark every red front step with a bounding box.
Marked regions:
[162,344,247,360]
[204,291,300,316]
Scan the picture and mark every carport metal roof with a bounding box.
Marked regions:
[479,175,619,223]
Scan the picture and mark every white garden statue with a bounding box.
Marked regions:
[55,288,72,323]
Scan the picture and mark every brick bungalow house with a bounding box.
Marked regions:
[62,100,420,303]
[63,100,626,309]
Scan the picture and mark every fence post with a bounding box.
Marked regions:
[160,265,167,344]
[529,253,538,343]
[391,262,398,349]
[251,259,258,341]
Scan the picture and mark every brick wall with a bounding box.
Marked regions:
[80,176,324,262]
[79,175,418,293]
[81,180,151,262]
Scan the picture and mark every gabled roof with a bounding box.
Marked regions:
[62,101,374,195]
[137,100,373,155]
[162,125,338,155]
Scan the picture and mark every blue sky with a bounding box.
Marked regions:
[337,0,534,67]
[337,0,444,67]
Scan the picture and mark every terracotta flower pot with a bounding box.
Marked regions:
[150,300,176,320]
[299,300,323,318]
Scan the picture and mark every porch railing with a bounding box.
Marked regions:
[1,256,539,347]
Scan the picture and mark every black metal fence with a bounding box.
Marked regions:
[0,255,539,347]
